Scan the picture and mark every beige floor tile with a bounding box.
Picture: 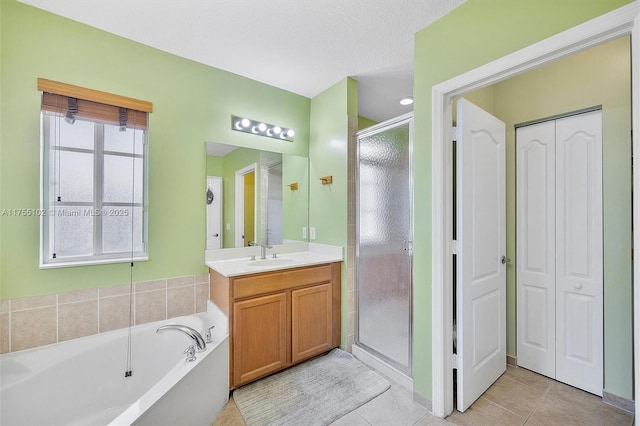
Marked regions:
[481,375,543,418]
[414,413,455,425]
[446,397,525,426]
[527,382,633,426]
[503,366,554,393]
[213,397,246,426]
[330,410,372,425]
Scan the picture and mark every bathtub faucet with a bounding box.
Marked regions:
[156,324,207,353]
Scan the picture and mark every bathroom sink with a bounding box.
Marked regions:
[206,244,344,277]
[247,258,294,267]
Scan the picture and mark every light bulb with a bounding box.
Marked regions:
[273,126,282,135]
[399,97,414,106]
[266,128,274,136]
[258,123,267,132]
[235,120,244,130]
[251,126,259,134]
[286,129,295,138]
[279,132,287,139]
[241,118,251,128]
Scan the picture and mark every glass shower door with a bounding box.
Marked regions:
[356,114,413,375]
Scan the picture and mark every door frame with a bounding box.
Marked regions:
[430,3,640,417]
[235,163,257,248]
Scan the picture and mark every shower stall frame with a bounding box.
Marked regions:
[354,112,414,385]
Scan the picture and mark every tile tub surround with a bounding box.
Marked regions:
[0,273,210,354]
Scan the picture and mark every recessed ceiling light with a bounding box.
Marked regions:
[399,97,414,106]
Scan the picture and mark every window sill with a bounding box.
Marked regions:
[39,255,149,269]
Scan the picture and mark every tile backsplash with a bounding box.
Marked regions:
[0,273,210,354]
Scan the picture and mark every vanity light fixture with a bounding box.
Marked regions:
[399,97,414,106]
[231,115,295,141]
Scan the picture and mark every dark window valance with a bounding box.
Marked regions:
[38,78,151,130]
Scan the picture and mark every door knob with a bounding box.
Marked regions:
[213,233,219,237]
[501,255,511,264]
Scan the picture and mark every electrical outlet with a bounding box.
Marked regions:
[310,227,316,240]
[302,227,307,239]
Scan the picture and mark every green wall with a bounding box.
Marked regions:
[206,155,224,177]
[413,0,633,401]
[218,148,262,248]
[309,77,357,346]
[282,154,310,243]
[357,115,378,131]
[0,0,310,299]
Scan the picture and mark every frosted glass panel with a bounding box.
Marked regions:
[104,125,144,155]
[103,155,143,203]
[50,150,94,202]
[102,207,144,253]
[49,117,94,150]
[50,206,93,257]
[357,120,412,374]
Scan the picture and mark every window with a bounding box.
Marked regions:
[38,79,151,268]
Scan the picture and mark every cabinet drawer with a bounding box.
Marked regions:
[281,265,332,288]
[233,264,333,299]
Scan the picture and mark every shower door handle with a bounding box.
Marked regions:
[403,240,413,251]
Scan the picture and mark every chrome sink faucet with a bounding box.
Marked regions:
[260,244,273,260]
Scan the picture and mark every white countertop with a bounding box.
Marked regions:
[205,243,343,277]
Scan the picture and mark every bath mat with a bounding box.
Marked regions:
[233,348,390,426]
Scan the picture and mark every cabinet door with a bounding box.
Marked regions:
[291,283,333,363]
[233,293,287,387]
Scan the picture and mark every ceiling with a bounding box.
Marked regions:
[20,0,466,123]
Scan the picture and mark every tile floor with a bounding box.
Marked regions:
[213,365,634,426]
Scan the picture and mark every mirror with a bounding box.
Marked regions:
[206,142,309,249]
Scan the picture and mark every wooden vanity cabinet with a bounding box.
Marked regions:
[291,283,333,363]
[209,262,341,388]
[233,292,287,385]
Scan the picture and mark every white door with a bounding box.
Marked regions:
[555,111,603,395]
[516,121,556,378]
[456,98,507,412]
[206,176,222,249]
[516,110,603,396]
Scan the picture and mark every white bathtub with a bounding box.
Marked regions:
[0,301,229,426]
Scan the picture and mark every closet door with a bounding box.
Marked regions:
[516,121,556,378]
[555,111,603,396]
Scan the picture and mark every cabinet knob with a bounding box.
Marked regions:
[574,283,583,290]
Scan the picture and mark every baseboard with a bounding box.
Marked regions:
[603,391,635,414]
[352,344,413,391]
[413,390,432,412]
[506,354,517,367]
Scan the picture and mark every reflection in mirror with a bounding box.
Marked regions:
[206,142,309,249]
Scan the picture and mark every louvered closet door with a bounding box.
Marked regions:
[516,110,603,396]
